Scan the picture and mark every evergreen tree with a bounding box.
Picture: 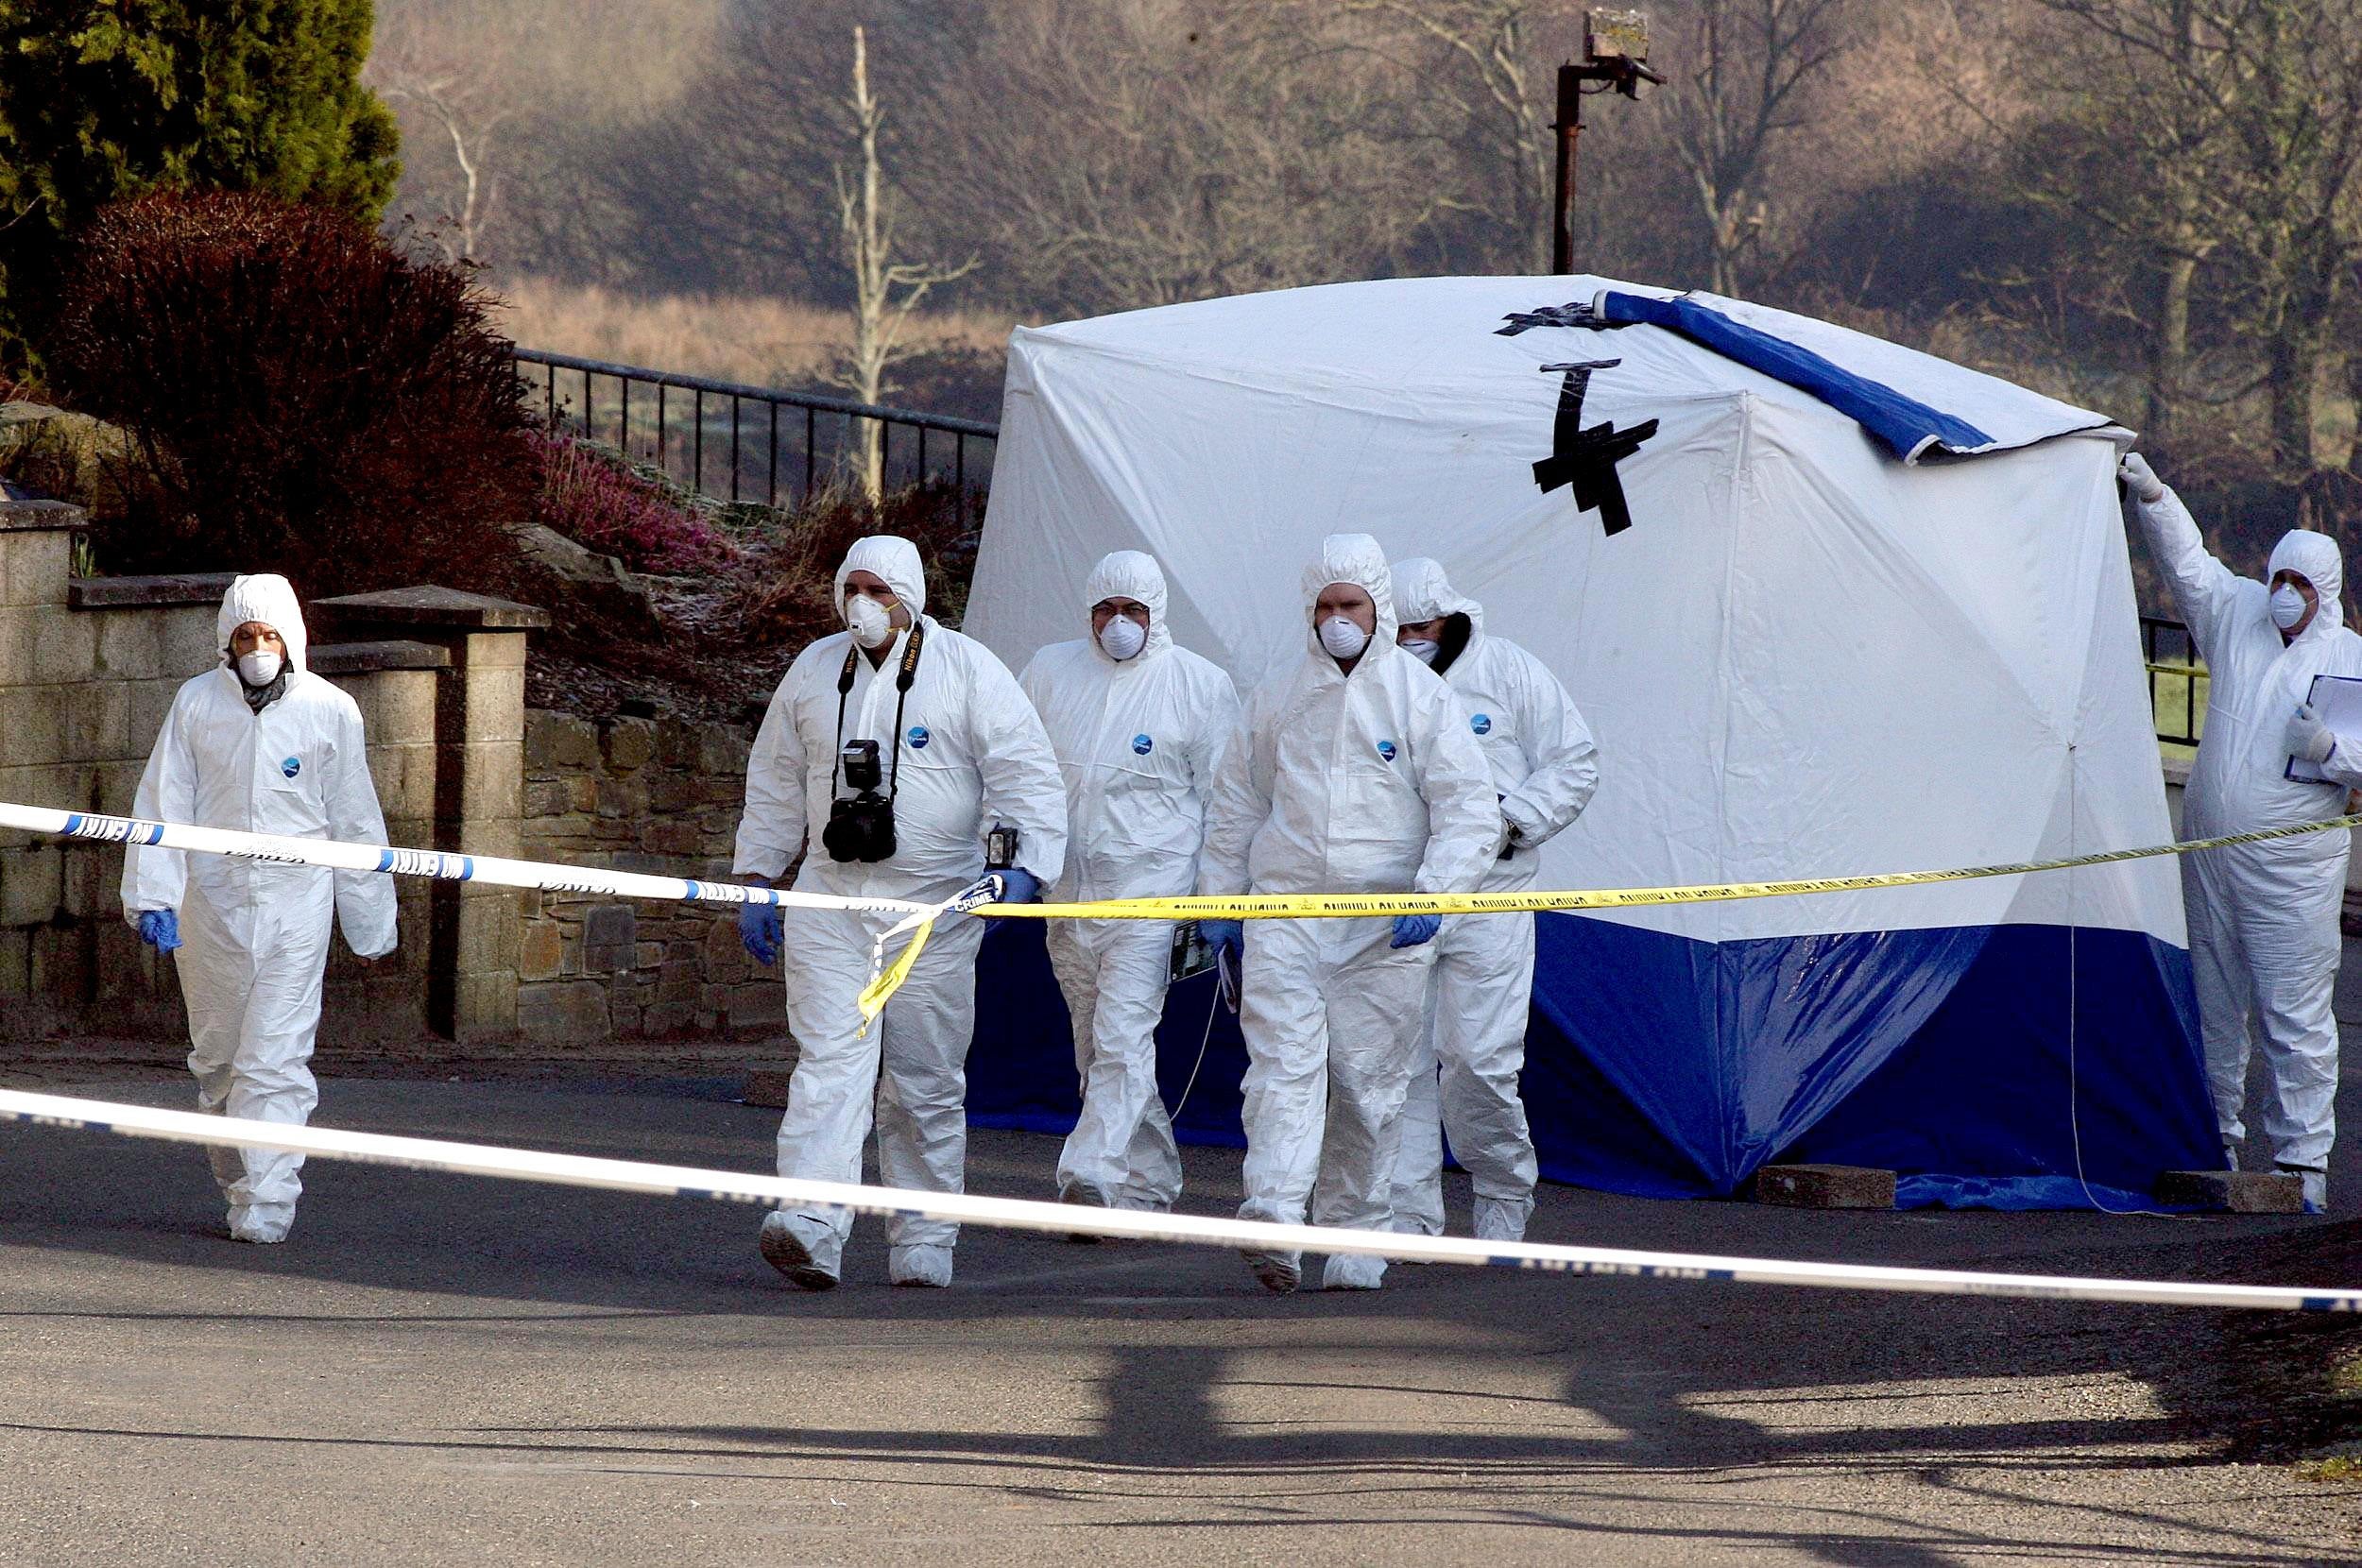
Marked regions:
[0,0,401,366]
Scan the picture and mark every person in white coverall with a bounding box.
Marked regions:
[2122,452,2362,1212]
[1197,534,1500,1293]
[120,574,397,1244]
[735,535,1067,1288]
[1382,558,1599,1243]
[1018,551,1240,1218]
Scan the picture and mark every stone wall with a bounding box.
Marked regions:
[516,709,779,1043]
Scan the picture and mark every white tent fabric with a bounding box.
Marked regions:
[965,275,2175,955]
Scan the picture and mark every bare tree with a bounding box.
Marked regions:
[926,0,1479,312]
[833,26,977,501]
[368,2,522,263]
[2035,0,2362,471]
[1245,0,1594,274]
[368,0,723,267]
[1656,0,1863,296]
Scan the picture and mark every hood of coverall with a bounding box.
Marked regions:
[2268,529,2345,635]
[1390,555,1488,671]
[1301,533,1399,661]
[215,573,309,673]
[1084,549,1172,663]
[833,535,929,624]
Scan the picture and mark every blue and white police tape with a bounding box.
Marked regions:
[2,1087,2353,1313]
[0,801,934,918]
[0,799,952,1021]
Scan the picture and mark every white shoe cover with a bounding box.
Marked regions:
[758,1212,840,1291]
[888,1243,954,1287]
[1321,1253,1386,1291]
[2287,1167,2330,1214]
[1241,1249,1300,1294]
[1059,1183,1108,1244]
[1473,1197,1532,1244]
[227,1203,294,1244]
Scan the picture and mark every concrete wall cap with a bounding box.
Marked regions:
[312,586,552,632]
[0,499,85,533]
[67,571,239,609]
[309,639,454,674]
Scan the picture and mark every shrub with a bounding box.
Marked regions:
[0,1,398,367]
[708,478,982,648]
[529,434,732,575]
[43,192,537,599]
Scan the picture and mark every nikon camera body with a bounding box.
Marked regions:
[823,738,898,862]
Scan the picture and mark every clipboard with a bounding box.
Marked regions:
[2285,673,2362,782]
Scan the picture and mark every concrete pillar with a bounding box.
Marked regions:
[313,587,549,1042]
[0,502,86,1028]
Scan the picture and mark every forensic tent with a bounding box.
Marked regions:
[961,274,2217,1209]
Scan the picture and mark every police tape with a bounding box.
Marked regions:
[1,1086,2352,1313]
[0,800,939,1022]
[0,802,934,919]
[902,810,2362,927]
[13,799,2362,1019]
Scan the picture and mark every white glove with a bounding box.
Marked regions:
[2289,703,2337,765]
[2118,452,2166,504]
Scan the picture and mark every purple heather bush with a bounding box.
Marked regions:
[530,432,732,575]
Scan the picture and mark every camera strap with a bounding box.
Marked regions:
[830,620,928,802]
[886,621,925,805]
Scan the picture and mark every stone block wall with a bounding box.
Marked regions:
[0,512,220,1039]
[516,709,780,1042]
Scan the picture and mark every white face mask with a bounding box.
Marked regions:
[846,593,897,650]
[1400,638,1440,665]
[1098,615,1147,661]
[2271,584,2310,631]
[1318,615,1370,660]
[235,649,283,687]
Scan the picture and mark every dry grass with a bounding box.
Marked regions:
[488,275,1018,392]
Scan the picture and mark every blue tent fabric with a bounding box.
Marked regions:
[1595,290,1998,463]
[967,922,1248,1151]
[964,912,2218,1212]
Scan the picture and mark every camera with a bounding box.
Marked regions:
[824,792,897,862]
[824,739,897,862]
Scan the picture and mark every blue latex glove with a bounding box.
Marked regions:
[135,909,181,952]
[738,888,781,966]
[984,868,1041,934]
[1199,919,1244,963]
[1390,912,1441,949]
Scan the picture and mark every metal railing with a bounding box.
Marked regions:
[2143,616,2202,746]
[513,348,998,526]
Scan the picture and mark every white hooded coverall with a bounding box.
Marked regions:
[1019,551,1240,1212]
[2132,491,2362,1176]
[736,536,1068,1282]
[1198,535,1500,1285]
[120,574,397,1240]
[1382,558,1599,1240]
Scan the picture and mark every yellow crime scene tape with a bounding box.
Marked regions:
[9,799,2362,1021]
[864,808,2362,1013]
[939,810,2362,923]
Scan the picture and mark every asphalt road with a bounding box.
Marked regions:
[6,1063,2362,1567]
